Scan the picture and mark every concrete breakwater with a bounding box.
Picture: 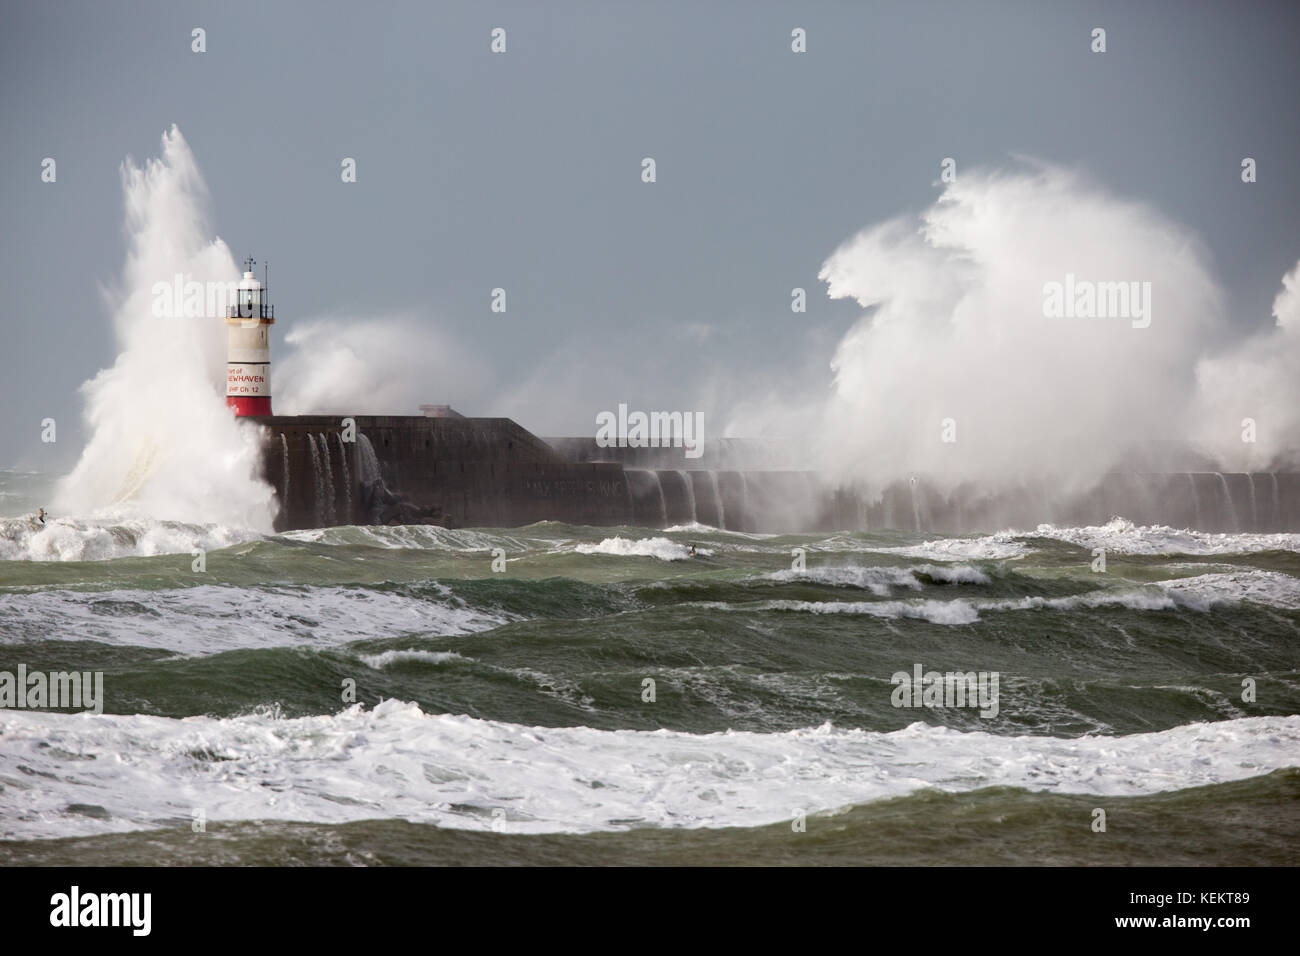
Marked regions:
[255,415,828,533]
[251,415,1300,533]
[863,471,1300,534]
[257,416,627,532]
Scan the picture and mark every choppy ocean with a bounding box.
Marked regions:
[1,469,1297,866]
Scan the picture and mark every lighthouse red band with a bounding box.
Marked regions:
[226,258,274,416]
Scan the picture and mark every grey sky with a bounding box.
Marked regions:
[4,0,1299,470]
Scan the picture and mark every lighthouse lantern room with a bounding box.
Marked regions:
[226,257,274,416]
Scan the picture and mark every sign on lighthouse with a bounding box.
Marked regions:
[226,257,274,416]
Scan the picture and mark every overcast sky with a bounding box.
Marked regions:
[3,0,1298,470]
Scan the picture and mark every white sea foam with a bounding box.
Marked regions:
[802,530,1027,561]
[1027,517,1300,555]
[982,591,1178,615]
[358,649,469,669]
[758,598,982,625]
[727,569,1300,624]
[870,533,1029,561]
[0,585,512,656]
[575,536,711,561]
[764,563,991,593]
[918,563,994,584]
[814,520,1300,562]
[980,571,1300,613]
[764,566,921,593]
[0,515,260,562]
[1,703,1294,840]
[1152,570,1300,611]
[278,525,561,553]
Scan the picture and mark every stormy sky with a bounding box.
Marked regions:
[3,0,1298,471]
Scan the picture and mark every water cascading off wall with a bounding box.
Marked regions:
[336,432,352,525]
[626,469,745,529]
[655,470,695,525]
[1215,472,1239,532]
[688,471,721,527]
[1187,472,1201,529]
[358,434,380,487]
[356,433,387,525]
[739,473,751,532]
[679,470,697,524]
[318,432,336,525]
[625,470,667,527]
[306,434,325,528]
[852,470,1300,533]
[279,434,290,511]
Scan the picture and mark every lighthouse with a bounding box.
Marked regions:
[225,257,274,416]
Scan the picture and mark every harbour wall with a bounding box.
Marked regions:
[250,416,1300,533]
[255,416,629,532]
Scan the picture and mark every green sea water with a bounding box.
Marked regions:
[2,491,1298,865]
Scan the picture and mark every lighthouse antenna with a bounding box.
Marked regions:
[264,259,268,293]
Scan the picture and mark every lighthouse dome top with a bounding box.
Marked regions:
[239,271,262,290]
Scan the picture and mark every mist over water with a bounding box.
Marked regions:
[816,163,1300,493]
[40,132,1300,540]
[1194,260,1300,472]
[274,315,489,417]
[54,127,275,531]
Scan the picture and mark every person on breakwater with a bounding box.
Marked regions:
[37,508,46,525]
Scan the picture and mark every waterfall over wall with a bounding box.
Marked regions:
[709,472,726,529]
[625,470,665,526]
[336,433,352,524]
[357,433,386,524]
[279,434,290,510]
[848,472,1300,533]
[656,471,692,524]
[257,418,1300,534]
[306,435,325,528]
[318,433,336,525]
[686,472,720,527]
[678,470,697,523]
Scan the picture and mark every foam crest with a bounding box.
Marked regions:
[1029,518,1300,555]
[0,585,511,655]
[1,703,1294,840]
[575,536,709,561]
[0,515,257,562]
[765,563,991,593]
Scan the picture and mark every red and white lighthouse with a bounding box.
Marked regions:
[225,257,274,416]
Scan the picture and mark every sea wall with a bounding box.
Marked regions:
[255,416,628,532]
[858,472,1300,534]
[251,416,1300,533]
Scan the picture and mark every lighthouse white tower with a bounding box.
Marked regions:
[225,257,274,416]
